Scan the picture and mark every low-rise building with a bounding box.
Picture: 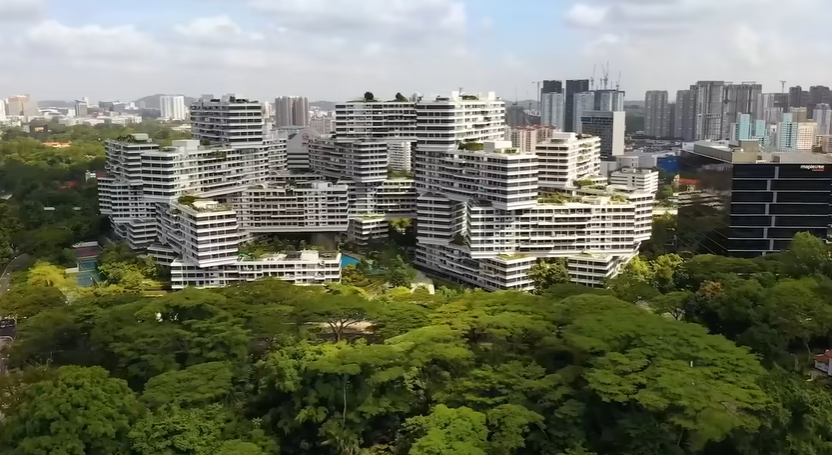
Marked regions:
[609,168,660,194]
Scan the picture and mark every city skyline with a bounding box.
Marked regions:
[3,0,831,101]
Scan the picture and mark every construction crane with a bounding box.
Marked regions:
[590,64,596,90]
[615,71,622,91]
[780,80,787,93]
[532,81,543,110]
[601,62,610,90]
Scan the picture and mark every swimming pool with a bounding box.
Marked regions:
[340,254,360,268]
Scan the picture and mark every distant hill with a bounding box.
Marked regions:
[624,100,644,108]
[133,94,196,110]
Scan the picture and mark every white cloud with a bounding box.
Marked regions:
[0,0,45,22]
[564,4,607,27]
[564,0,832,97]
[1,0,510,102]
[174,16,264,45]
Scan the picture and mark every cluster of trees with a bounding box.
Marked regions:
[0,122,191,267]
[3,233,832,454]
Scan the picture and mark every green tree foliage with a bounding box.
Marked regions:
[0,122,188,264]
[0,365,141,455]
[528,258,570,294]
[1,234,832,454]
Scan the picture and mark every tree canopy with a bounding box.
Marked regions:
[3,230,832,455]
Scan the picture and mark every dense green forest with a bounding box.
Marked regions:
[0,122,190,267]
[2,233,832,454]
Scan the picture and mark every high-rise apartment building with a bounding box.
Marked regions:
[6,95,38,117]
[508,126,558,153]
[775,113,799,150]
[159,95,187,121]
[722,83,762,138]
[564,79,590,132]
[674,89,696,141]
[693,81,726,140]
[644,90,670,138]
[541,80,563,94]
[407,91,652,290]
[540,92,565,128]
[99,94,349,289]
[814,103,832,136]
[573,92,596,133]
[580,111,625,158]
[796,122,818,151]
[789,86,808,108]
[729,113,768,147]
[755,93,786,124]
[808,86,831,117]
[790,107,808,123]
[594,90,625,111]
[275,96,309,127]
[74,100,88,117]
[0,100,6,122]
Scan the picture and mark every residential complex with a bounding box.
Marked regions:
[99,90,655,291]
[275,96,310,127]
[160,95,187,121]
[644,90,670,138]
[99,94,346,289]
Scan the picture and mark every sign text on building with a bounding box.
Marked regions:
[800,165,825,171]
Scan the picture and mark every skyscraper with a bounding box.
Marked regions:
[693,81,725,141]
[814,103,832,135]
[674,90,696,141]
[594,90,625,111]
[275,96,310,127]
[808,86,831,118]
[159,95,187,120]
[789,86,808,108]
[644,90,670,138]
[540,92,565,129]
[564,79,590,132]
[6,95,37,117]
[722,83,761,138]
[580,111,625,158]
[573,92,596,134]
[74,100,88,117]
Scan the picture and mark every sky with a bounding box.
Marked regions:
[2,0,831,103]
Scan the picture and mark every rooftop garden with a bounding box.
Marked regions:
[238,236,325,260]
[497,253,529,260]
[175,195,232,212]
[458,142,484,151]
[610,194,629,203]
[387,169,414,179]
[574,178,595,188]
[460,95,479,100]
[538,193,582,204]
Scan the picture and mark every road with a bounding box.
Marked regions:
[0,255,29,298]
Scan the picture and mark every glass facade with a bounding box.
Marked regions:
[678,150,832,258]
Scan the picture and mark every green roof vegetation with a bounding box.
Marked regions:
[387,169,414,179]
[458,142,484,151]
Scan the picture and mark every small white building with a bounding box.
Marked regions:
[609,168,660,194]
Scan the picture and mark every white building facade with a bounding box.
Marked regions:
[411,92,651,290]
[99,95,348,289]
[160,95,187,121]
